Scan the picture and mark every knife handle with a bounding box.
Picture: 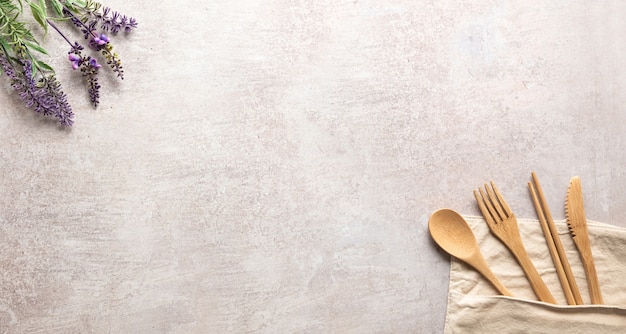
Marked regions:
[581,253,603,304]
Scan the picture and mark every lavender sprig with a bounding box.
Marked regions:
[14,60,50,115]
[41,76,75,126]
[61,6,127,79]
[0,54,17,80]
[68,43,102,107]
[0,53,74,126]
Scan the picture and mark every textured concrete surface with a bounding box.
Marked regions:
[1,1,626,333]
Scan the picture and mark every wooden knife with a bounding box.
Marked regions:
[565,176,603,304]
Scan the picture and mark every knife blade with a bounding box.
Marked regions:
[565,176,603,304]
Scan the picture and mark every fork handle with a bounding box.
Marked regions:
[508,243,557,304]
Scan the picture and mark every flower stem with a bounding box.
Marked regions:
[47,19,74,48]
[62,5,99,39]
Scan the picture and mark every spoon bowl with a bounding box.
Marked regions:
[429,208,513,297]
[429,209,479,259]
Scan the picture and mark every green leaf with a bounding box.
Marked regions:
[50,0,63,16]
[15,0,24,13]
[73,0,88,8]
[33,59,54,73]
[63,0,84,11]
[23,40,47,55]
[0,38,10,54]
[28,1,47,34]
[38,0,47,13]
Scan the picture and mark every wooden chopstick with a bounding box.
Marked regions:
[529,172,583,305]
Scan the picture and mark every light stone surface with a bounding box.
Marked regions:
[1,1,626,333]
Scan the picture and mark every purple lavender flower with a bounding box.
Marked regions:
[89,58,101,69]
[0,54,17,80]
[125,17,138,33]
[87,70,101,106]
[103,48,124,79]
[89,33,110,50]
[1,54,74,126]
[69,47,102,107]
[69,53,81,69]
[94,33,109,45]
[93,7,138,34]
[41,76,75,126]
[14,60,48,114]
[99,6,111,30]
[109,11,121,33]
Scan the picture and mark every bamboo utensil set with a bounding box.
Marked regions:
[428,172,603,305]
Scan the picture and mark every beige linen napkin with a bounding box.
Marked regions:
[444,216,626,333]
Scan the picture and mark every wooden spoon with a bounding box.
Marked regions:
[429,209,513,297]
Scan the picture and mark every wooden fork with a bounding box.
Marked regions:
[474,181,557,304]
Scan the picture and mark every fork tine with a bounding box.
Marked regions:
[473,189,496,226]
[490,181,513,217]
[485,183,506,219]
[478,187,501,223]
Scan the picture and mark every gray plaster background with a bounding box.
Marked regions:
[1,1,626,333]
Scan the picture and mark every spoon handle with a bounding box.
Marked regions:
[466,252,514,297]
